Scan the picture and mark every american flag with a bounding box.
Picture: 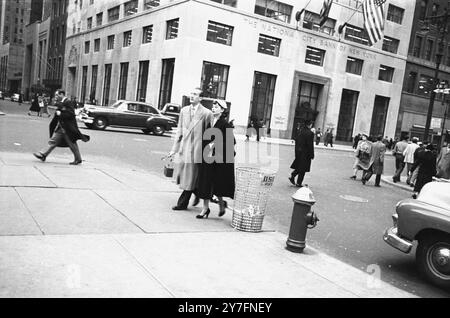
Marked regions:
[362,0,386,46]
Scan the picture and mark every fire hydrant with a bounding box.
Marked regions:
[286,186,319,253]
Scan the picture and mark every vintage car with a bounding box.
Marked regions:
[10,93,20,102]
[80,100,177,136]
[161,103,181,123]
[383,180,450,289]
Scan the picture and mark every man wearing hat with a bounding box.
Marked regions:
[289,119,315,187]
[168,88,213,210]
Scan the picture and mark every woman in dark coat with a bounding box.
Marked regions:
[411,144,437,196]
[28,93,41,116]
[196,100,235,219]
[289,120,315,187]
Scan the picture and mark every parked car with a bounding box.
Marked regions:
[161,103,181,123]
[383,180,450,289]
[80,100,177,136]
[10,93,20,102]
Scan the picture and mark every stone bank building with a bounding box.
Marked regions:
[63,0,414,142]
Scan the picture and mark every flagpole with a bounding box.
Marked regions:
[337,1,364,34]
[295,0,313,29]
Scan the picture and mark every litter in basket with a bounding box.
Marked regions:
[231,167,276,233]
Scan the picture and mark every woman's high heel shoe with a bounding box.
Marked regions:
[196,209,210,219]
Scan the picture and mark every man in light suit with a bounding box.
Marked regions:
[169,88,213,210]
[362,135,386,187]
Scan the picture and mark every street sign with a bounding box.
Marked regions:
[433,88,450,94]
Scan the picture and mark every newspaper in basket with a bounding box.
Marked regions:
[232,167,276,232]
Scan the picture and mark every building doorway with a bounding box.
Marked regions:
[249,71,277,133]
[158,58,175,109]
[291,80,322,139]
[370,95,390,138]
[336,89,360,142]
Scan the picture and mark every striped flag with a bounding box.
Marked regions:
[362,0,386,46]
[319,0,333,27]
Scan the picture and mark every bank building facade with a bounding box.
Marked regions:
[63,0,414,142]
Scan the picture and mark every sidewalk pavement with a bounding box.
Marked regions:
[0,151,415,298]
[381,176,414,192]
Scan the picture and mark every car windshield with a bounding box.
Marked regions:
[111,101,123,108]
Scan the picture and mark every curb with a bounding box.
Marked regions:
[381,176,413,192]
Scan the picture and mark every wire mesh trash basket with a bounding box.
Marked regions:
[231,167,276,232]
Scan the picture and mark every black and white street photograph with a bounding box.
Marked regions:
[1,0,450,302]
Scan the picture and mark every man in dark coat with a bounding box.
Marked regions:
[411,143,437,197]
[289,120,315,187]
[33,90,90,165]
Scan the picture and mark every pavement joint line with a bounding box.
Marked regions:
[33,165,58,188]
[92,190,147,234]
[95,168,128,187]
[12,187,45,235]
[112,236,177,298]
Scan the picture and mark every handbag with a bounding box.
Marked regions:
[162,155,174,178]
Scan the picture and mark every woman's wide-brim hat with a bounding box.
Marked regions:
[213,99,227,109]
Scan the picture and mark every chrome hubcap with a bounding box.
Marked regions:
[428,244,450,278]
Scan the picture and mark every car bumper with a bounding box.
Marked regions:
[383,226,413,254]
[81,115,94,124]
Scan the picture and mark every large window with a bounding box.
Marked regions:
[382,36,399,54]
[144,0,160,10]
[158,58,175,109]
[84,41,90,54]
[336,89,360,142]
[107,35,115,50]
[210,0,236,7]
[108,6,120,22]
[425,38,434,60]
[166,19,179,39]
[118,62,129,100]
[302,10,336,36]
[254,0,293,23]
[94,38,100,52]
[201,61,230,99]
[87,17,92,29]
[346,57,363,75]
[142,25,153,44]
[344,24,370,46]
[413,36,423,57]
[250,71,277,131]
[258,34,281,57]
[103,64,112,106]
[96,12,103,26]
[90,65,98,103]
[124,0,138,16]
[379,65,395,82]
[405,72,417,93]
[419,0,428,20]
[305,46,325,66]
[387,4,404,24]
[123,31,132,47]
[81,66,88,103]
[137,61,149,102]
[207,21,234,46]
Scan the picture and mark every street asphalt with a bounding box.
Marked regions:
[1,99,449,297]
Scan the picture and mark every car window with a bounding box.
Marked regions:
[127,103,139,112]
[148,106,159,114]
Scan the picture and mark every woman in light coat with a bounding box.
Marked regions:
[351,134,372,180]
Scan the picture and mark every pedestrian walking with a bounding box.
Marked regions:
[409,142,425,188]
[361,136,386,186]
[392,135,409,183]
[351,134,372,180]
[40,93,51,117]
[325,129,334,147]
[245,118,253,142]
[168,88,213,211]
[28,93,41,116]
[33,90,90,165]
[289,120,315,188]
[324,129,330,147]
[353,134,361,149]
[315,128,322,146]
[411,143,437,198]
[436,142,450,180]
[195,100,235,219]
[403,137,420,185]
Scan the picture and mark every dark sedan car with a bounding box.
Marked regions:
[384,180,450,289]
[80,100,177,136]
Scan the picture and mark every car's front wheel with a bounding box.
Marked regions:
[416,233,450,289]
[152,125,166,136]
[93,117,108,130]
